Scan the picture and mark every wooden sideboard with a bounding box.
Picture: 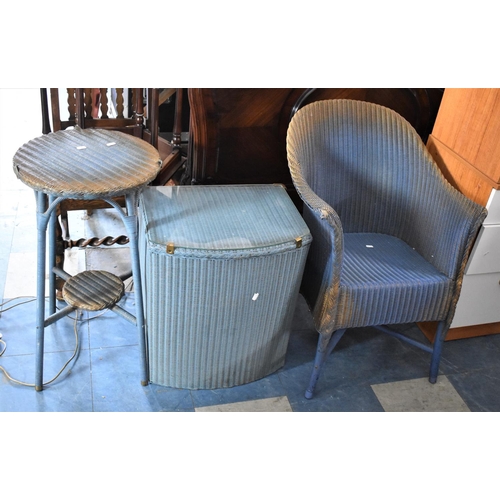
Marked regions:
[185,88,443,206]
[421,88,500,341]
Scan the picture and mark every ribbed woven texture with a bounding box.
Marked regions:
[13,128,162,199]
[142,250,307,388]
[140,185,311,257]
[337,233,452,328]
[287,99,487,335]
[62,270,124,311]
[139,185,310,389]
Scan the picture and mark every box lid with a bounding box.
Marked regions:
[140,185,311,258]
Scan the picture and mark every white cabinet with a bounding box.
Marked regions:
[483,188,500,225]
[452,273,500,327]
[451,188,500,328]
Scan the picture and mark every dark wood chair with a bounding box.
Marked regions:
[40,88,186,292]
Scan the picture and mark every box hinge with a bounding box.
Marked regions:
[166,242,175,254]
[295,237,302,248]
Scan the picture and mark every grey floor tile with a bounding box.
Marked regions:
[87,293,138,349]
[90,345,160,412]
[279,360,385,411]
[438,334,500,376]
[189,371,285,409]
[372,375,470,412]
[447,368,500,412]
[0,350,93,411]
[292,385,385,412]
[484,332,500,350]
[297,332,431,391]
[280,325,438,410]
[149,384,194,412]
[195,395,293,412]
[0,298,89,356]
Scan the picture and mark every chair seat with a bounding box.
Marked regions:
[336,233,453,328]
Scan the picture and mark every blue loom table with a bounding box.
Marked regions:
[13,127,162,391]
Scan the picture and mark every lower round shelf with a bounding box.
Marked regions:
[62,270,124,311]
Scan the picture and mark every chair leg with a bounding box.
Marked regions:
[305,328,346,399]
[429,320,449,383]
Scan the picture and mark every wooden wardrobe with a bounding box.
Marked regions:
[422,88,500,340]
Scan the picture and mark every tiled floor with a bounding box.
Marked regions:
[1,89,500,412]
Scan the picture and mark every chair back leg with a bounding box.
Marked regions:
[305,328,346,399]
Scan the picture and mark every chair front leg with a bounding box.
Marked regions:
[305,328,346,399]
[429,320,449,383]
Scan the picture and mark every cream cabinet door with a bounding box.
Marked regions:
[452,272,500,327]
[465,224,500,275]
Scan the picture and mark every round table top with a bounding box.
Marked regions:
[13,127,163,199]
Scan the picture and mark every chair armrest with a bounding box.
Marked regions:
[402,163,487,280]
[290,164,344,335]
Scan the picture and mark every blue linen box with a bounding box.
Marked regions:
[139,184,311,389]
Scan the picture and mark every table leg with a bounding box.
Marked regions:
[35,191,49,391]
[124,192,149,386]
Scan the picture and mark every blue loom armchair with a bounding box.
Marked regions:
[286,99,487,399]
